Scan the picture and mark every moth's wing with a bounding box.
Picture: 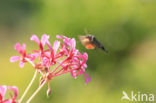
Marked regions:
[79,36,90,46]
[85,43,96,49]
[79,36,96,49]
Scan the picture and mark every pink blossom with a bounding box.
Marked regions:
[53,40,60,54]
[10,43,37,68]
[48,35,91,84]
[11,34,91,85]
[30,34,50,51]
[56,35,76,51]
[10,43,27,68]
[70,52,91,84]
[30,34,51,63]
[0,86,7,101]
[8,86,18,103]
[56,35,78,58]
[0,85,18,103]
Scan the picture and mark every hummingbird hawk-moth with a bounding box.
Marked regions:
[79,34,108,53]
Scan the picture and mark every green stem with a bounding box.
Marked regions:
[19,70,38,103]
[26,79,47,103]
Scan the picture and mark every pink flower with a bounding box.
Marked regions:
[11,34,91,85]
[0,86,7,102]
[70,52,91,84]
[56,35,76,51]
[0,85,18,103]
[43,40,61,66]
[10,43,27,68]
[30,34,51,63]
[56,35,78,58]
[30,34,50,52]
[49,40,60,65]
[48,35,91,84]
[10,43,36,68]
[52,40,60,54]
[8,86,18,103]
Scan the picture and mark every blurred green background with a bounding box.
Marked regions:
[0,0,156,103]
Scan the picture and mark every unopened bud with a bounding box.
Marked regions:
[47,88,51,97]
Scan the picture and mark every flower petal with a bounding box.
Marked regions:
[71,70,77,79]
[41,34,49,46]
[30,35,40,45]
[10,56,20,62]
[83,72,91,85]
[14,43,21,53]
[8,86,18,97]
[19,61,24,68]
[71,38,76,50]
[83,52,88,60]
[53,40,60,54]
[56,35,62,39]
[86,73,91,83]
[46,40,52,50]
[22,43,26,51]
[0,85,7,98]
[5,100,11,103]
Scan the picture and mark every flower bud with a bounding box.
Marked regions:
[47,88,51,97]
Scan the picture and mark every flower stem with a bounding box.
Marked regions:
[25,58,35,67]
[26,79,47,103]
[19,70,38,103]
[54,68,78,77]
[49,58,68,75]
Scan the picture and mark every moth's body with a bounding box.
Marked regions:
[79,34,108,53]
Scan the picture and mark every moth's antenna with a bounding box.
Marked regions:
[84,28,90,35]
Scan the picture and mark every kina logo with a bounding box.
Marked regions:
[121,91,154,102]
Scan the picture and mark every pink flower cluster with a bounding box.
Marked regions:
[10,34,91,85]
[0,85,18,103]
